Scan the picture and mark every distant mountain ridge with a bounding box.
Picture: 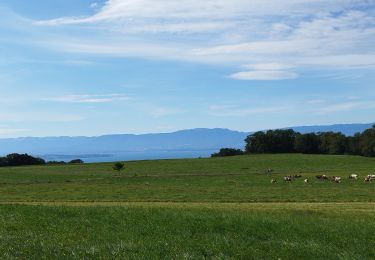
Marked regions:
[288,123,374,136]
[0,123,373,162]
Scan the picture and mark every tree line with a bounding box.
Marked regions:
[212,125,375,157]
[245,125,375,156]
[0,153,84,167]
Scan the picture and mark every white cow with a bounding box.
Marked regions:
[365,175,375,182]
[349,174,358,180]
[284,176,292,182]
[304,178,309,183]
[333,177,341,183]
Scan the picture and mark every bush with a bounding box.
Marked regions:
[113,162,125,173]
[69,159,84,164]
[47,161,67,165]
[211,148,244,157]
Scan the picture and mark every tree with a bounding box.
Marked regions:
[360,125,375,157]
[346,133,361,155]
[211,148,244,157]
[245,131,268,153]
[113,162,125,173]
[318,132,347,155]
[1,153,46,167]
[245,129,297,153]
[294,133,321,154]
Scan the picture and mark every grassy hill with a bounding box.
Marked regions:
[1,154,375,258]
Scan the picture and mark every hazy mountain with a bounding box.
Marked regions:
[289,123,374,136]
[0,128,247,162]
[0,123,373,162]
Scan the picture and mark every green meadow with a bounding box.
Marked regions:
[1,154,375,259]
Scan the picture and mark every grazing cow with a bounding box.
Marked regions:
[365,175,375,182]
[316,174,328,181]
[304,178,309,183]
[332,176,341,183]
[349,174,358,180]
[284,176,292,182]
[271,178,277,184]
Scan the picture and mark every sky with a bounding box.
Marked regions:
[0,0,375,138]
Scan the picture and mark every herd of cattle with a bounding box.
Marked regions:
[270,173,375,184]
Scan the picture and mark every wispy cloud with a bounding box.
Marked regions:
[306,99,326,105]
[28,1,375,81]
[147,106,185,118]
[0,112,84,122]
[208,104,290,117]
[0,127,30,137]
[229,70,298,81]
[43,94,130,104]
[90,3,99,9]
[314,101,375,114]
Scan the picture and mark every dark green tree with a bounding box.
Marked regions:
[318,132,347,155]
[360,125,375,157]
[294,133,321,154]
[346,133,361,155]
[245,129,297,153]
[113,162,125,173]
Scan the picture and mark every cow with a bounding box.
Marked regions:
[316,174,329,181]
[304,178,309,183]
[284,176,292,182]
[271,178,277,184]
[332,176,341,183]
[349,174,358,180]
[365,175,375,182]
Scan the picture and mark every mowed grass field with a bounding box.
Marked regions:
[1,154,375,259]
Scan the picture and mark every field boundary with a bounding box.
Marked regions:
[1,201,375,212]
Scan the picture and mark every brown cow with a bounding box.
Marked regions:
[316,174,328,181]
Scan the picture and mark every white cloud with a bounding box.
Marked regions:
[229,70,298,80]
[43,94,130,103]
[12,1,375,80]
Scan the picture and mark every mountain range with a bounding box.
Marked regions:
[0,123,373,162]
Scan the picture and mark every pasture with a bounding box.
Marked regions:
[1,154,375,258]
[0,154,375,203]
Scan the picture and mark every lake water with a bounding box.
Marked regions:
[41,150,217,163]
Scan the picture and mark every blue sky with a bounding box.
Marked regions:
[0,0,375,137]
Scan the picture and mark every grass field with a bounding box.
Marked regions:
[0,154,375,202]
[1,154,375,259]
